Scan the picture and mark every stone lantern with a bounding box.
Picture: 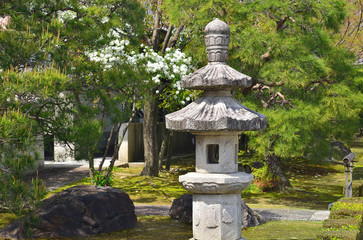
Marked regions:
[165,19,267,240]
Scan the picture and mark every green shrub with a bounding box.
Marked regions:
[337,197,363,204]
[91,168,114,187]
[250,165,276,192]
[317,229,360,240]
[331,200,363,212]
[353,167,363,181]
[322,219,361,229]
[330,209,363,220]
[352,180,363,197]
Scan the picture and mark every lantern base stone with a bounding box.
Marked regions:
[191,194,246,240]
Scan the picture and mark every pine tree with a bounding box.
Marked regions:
[162,0,363,191]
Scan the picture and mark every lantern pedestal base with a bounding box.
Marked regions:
[191,194,245,240]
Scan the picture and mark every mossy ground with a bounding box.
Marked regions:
[0,212,18,229]
[1,137,362,239]
[17,216,321,240]
[242,221,323,240]
[46,151,350,209]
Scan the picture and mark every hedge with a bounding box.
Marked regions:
[317,229,360,240]
[317,197,363,239]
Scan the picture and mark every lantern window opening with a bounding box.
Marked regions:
[207,144,219,164]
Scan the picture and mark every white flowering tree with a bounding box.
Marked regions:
[85,30,194,176]
[0,0,148,215]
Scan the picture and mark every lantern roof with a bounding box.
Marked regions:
[165,19,267,132]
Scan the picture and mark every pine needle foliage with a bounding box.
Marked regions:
[164,0,363,189]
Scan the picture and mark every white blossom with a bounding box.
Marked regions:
[85,38,192,109]
[101,17,109,24]
[58,10,76,23]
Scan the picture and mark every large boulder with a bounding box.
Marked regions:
[169,194,266,228]
[0,185,137,239]
[169,194,193,223]
[240,199,266,228]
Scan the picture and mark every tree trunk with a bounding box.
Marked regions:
[158,128,170,171]
[141,96,159,176]
[165,131,173,170]
[264,153,293,192]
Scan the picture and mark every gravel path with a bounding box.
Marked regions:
[134,204,330,221]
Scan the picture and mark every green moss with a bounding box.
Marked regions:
[323,219,361,229]
[113,171,189,205]
[352,180,363,197]
[21,216,193,240]
[1,218,325,240]
[332,199,363,211]
[242,221,322,240]
[330,209,363,220]
[317,229,360,240]
[0,212,19,229]
[44,177,92,199]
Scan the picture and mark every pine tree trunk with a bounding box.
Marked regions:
[165,131,173,171]
[141,96,159,176]
[264,153,293,192]
[158,128,170,171]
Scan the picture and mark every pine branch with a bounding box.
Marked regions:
[0,166,11,173]
[305,75,333,90]
[167,25,184,48]
[254,79,284,87]
[252,83,295,109]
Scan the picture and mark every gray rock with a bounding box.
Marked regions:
[241,199,266,229]
[0,185,137,239]
[169,194,193,223]
[169,194,265,228]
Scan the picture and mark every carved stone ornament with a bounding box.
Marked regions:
[206,206,219,228]
[222,209,234,224]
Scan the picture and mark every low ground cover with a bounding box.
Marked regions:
[317,197,363,240]
[1,138,362,239]
[2,216,321,240]
[46,153,349,208]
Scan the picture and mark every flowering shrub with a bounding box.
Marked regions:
[251,165,275,192]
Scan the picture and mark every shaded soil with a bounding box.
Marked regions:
[24,166,89,191]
